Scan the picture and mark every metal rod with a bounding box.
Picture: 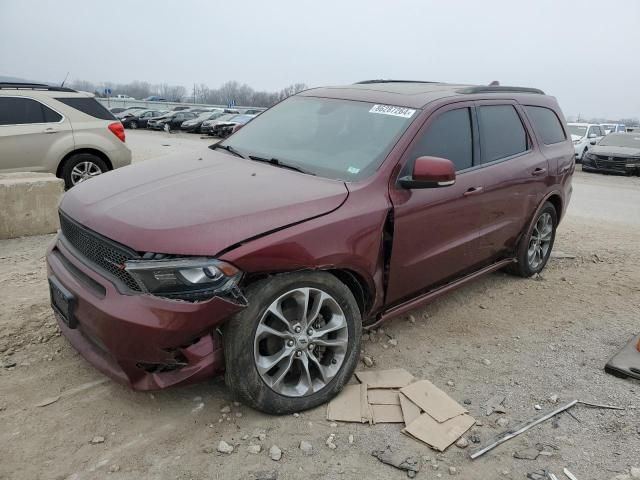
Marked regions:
[469,400,579,460]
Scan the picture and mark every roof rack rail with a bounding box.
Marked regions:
[458,85,545,95]
[0,82,76,92]
[354,79,440,85]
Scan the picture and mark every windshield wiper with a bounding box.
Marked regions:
[210,143,246,159]
[248,155,316,176]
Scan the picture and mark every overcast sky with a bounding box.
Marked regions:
[1,0,639,119]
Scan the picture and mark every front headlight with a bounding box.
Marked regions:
[125,258,242,301]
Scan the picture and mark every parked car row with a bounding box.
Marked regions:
[109,105,260,136]
[568,122,636,161]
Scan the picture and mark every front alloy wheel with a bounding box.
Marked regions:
[223,272,361,414]
[254,288,349,397]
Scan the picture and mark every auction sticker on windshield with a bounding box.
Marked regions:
[369,104,416,118]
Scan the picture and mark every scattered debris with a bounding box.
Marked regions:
[496,417,509,428]
[449,466,457,475]
[299,440,313,456]
[470,400,578,459]
[446,380,455,387]
[326,434,337,449]
[371,446,421,478]
[217,441,234,454]
[34,395,60,407]
[527,469,550,480]
[109,464,120,473]
[220,405,231,414]
[470,434,481,444]
[549,394,559,404]
[269,445,282,461]
[191,402,204,413]
[348,434,354,444]
[253,470,278,480]
[578,400,625,411]
[362,356,374,367]
[355,368,415,388]
[455,437,469,449]
[90,436,105,445]
[534,404,542,411]
[514,447,540,460]
[247,444,261,454]
[388,338,398,346]
[563,468,578,480]
[484,395,507,415]
[482,359,491,366]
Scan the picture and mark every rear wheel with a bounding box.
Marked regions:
[61,153,108,189]
[223,272,362,414]
[507,202,557,277]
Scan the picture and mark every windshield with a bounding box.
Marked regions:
[598,133,640,148]
[222,96,417,180]
[568,125,587,137]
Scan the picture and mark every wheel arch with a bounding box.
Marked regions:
[56,148,113,178]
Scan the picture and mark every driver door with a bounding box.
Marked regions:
[386,103,485,304]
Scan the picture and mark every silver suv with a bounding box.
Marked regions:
[0,83,132,188]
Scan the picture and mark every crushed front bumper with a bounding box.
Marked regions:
[46,236,245,390]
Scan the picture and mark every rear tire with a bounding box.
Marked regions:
[223,272,362,414]
[507,202,557,278]
[61,153,108,189]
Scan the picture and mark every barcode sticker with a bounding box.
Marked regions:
[369,104,416,118]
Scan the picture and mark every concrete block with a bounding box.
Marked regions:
[0,173,64,239]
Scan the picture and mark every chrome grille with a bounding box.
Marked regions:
[594,155,629,171]
[59,212,141,291]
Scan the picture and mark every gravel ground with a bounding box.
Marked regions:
[1,132,639,480]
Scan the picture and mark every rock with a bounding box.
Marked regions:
[388,338,398,347]
[534,404,542,410]
[2,360,17,369]
[293,412,300,418]
[247,444,262,454]
[241,434,249,440]
[527,470,548,480]
[269,445,282,461]
[449,466,457,475]
[109,464,120,473]
[463,399,472,405]
[470,434,481,444]
[217,441,234,454]
[330,422,338,428]
[348,434,354,444]
[514,448,540,460]
[481,359,491,366]
[479,304,487,309]
[455,437,469,449]
[408,315,416,324]
[496,417,509,428]
[90,436,105,444]
[362,356,374,367]
[631,467,640,479]
[326,433,337,449]
[299,440,313,456]
[254,471,278,480]
[446,380,455,387]
[220,405,231,413]
[549,394,559,404]
[233,401,241,407]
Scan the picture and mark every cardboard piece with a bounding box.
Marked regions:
[400,380,467,423]
[403,413,475,451]
[368,389,400,405]
[399,392,422,426]
[355,368,415,389]
[372,404,405,423]
[326,384,365,423]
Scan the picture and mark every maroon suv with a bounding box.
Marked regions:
[47,81,574,413]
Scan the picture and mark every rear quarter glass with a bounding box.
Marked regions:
[54,97,116,121]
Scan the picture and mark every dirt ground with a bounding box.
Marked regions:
[1,131,639,480]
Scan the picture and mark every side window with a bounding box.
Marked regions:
[54,97,116,120]
[594,126,602,136]
[477,105,528,163]
[524,106,566,145]
[408,108,473,171]
[0,97,60,125]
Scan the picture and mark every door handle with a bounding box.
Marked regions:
[531,167,547,176]
[463,186,484,197]
[43,128,58,134]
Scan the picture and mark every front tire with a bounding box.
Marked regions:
[130,120,138,129]
[61,153,108,189]
[223,272,362,414]
[507,202,557,277]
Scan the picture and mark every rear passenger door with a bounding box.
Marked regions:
[471,101,549,262]
[0,96,73,172]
